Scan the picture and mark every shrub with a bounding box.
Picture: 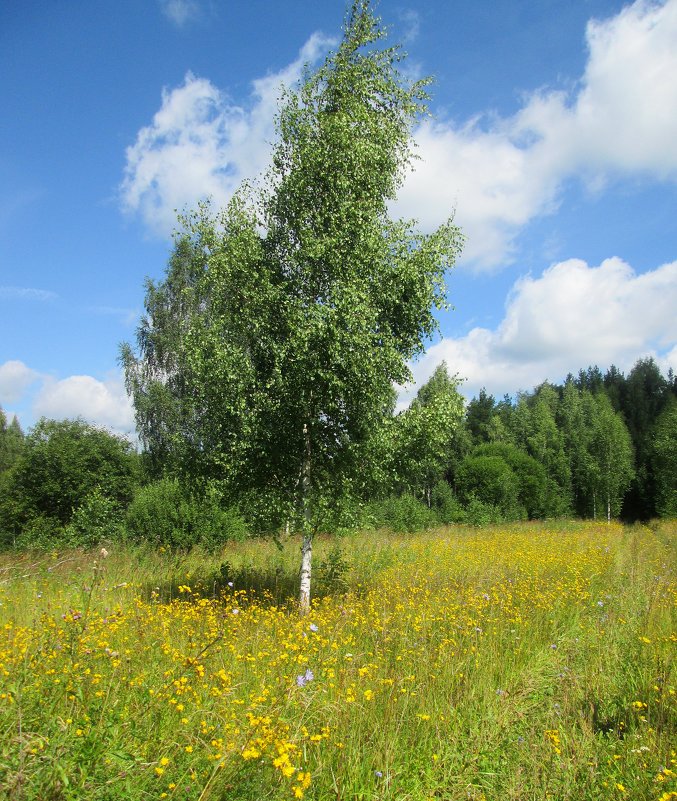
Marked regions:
[473,442,548,518]
[430,480,466,524]
[366,493,438,533]
[125,478,247,550]
[3,418,139,540]
[456,455,520,518]
[63,487,124,548]
[15,515,64,550]
[464,498,504,526]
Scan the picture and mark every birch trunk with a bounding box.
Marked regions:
[299,422,312,613]
[299,532,312,613]
[607,494,611,523]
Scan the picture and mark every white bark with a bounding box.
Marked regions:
[299,532,312,613]
[299,421,313,613]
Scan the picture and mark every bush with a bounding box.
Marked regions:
[366,493,439,533]
[473,443,548,518]
[464,498,504,527]
[430,480,466,524]
[456,455,521,519]
[63,488,124,548]
[3,418,140,541]
[15,515,64,550]
[125,479,247,550]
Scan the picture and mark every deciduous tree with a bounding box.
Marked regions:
[122,1,463,610]
[390,363,464,504]
[1,418,139,544]
[652,397,677,518]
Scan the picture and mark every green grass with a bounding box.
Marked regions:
[0,520,675,800]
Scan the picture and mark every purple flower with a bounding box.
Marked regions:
[309,623,319,632]
[296,668,314,687]
[375,771,383,778]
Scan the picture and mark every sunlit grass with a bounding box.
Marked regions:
[1,521,675,800]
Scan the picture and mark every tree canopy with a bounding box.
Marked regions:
[0,418,139,547]
[122,0,463,607]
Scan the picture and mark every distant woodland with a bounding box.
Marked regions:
[1,356,674,551]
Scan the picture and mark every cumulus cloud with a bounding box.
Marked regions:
[120,34,334,236]
[159,0,200,28]
[398,0,677,266]
[32,373,135,434]
[0,360,41,405]
[399,257,677,405]
[124,1,677,265]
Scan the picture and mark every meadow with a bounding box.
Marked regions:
[0,520,675,800]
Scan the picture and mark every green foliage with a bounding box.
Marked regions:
[64,487,124,548]
[509,387,572,516]
[558,378,596,517]
[366,493,439,533]
[0,408,24,473]
[316,544,350,592]
[466,388,497,445]
[390,363,464,498]
[125,478,248,550]
[122,0,463,548]
[621,357,671,519]
[120,238,213,481]
[587,392,634,520]
[652,397,677,517]
[473,442,548,518]
[430,479,465,524]
[14,515,64,550]
[0,418,139,544]
[463,497,504,526]
[456,454,521,518]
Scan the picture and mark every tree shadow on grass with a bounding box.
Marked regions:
[137,555,348,609]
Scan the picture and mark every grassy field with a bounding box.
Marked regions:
[0,520,675,800]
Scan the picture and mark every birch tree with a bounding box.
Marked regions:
[652,397,677,518]
[587,393,634,521]
[390,363,464,504]
[122,0,463,611]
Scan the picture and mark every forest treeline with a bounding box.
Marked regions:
[0,355,674,551]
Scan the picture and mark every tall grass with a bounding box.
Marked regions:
[0,521,675,800]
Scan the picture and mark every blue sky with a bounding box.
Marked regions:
[1,0,676,434]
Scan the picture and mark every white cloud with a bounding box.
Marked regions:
[0,360,40,405]
[398,9,421,44]
[397,0,677,267]
[396,118,561,266]
[400,257,677,404]
[120,34,334,236]
[0,286,57,301]
[124,1,677,264]
[159,0,200,28]
[87,305,139,327]
[33,373,135,434]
